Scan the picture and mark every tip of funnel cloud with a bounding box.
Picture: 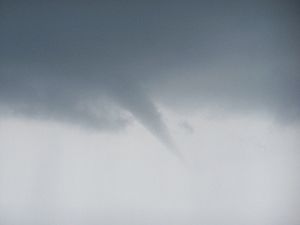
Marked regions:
[162,138,187,165]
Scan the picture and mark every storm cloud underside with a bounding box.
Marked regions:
[0,0,299,145]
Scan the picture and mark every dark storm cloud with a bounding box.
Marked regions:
[0,0,299,144]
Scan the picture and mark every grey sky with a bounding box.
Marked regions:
[0,1,299,224]
[1,0,299,142]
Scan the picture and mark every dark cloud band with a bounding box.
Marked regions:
[0,0,299,146]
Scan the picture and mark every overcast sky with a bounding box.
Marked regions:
[0,1,299,225]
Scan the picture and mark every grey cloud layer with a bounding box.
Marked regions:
[0,0,299,143]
